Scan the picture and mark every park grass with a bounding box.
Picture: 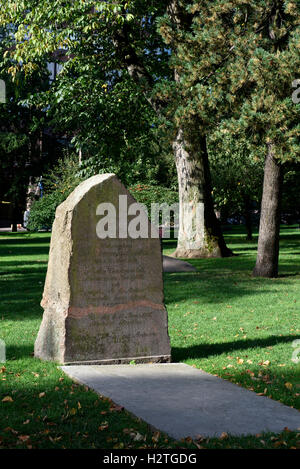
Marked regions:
[0,227,299,449]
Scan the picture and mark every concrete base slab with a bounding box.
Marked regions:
[62,354,171,366]
[61,363,300,439]
[163,256,197,273]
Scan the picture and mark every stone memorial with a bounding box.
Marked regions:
[34,174,171,365]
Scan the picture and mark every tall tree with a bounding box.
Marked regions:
[252,144,283,277]
[249,1,300,277]
[208,131,264,240]
[167,0,299,275]
[0,0,232,257]
[0,26,56,230]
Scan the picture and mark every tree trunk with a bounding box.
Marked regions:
[172,129,233,258]
[252,144,283,278]
[113,18,232,258]
[244,195,253,241]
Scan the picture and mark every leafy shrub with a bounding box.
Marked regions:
[26,191,65,231]
[27,152,178,231]
[129,184,178,214]
[27,153,84,231]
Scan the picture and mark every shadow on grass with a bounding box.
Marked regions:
[0,235,49,321]
[162,239,178,251]
[278,272,300,278]
[6,344,35,360]
[0,268,46,320]
[0,233,51,256]
[164,271,290,305]
[172,335,300,361]
[0,260,48,268]
[0,245,50,258]
[0,233,51,242]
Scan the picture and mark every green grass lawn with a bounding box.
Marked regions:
[0,226,299,449]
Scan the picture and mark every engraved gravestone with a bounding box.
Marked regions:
[34,174,171,364]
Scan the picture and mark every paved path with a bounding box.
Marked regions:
[162,256,197,273]
[61,363,300,439]
[0,227,27,232]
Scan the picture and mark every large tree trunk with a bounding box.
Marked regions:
[172,129,233,258]
[114,15,232,258]
[252,144,283,278]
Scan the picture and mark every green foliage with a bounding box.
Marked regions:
[129,183,178,213]
[1,1,299,235]
[26,191,64,231]
[27,153,83,231]
[42,152,83,194]
[0,24,61,222]
[27,151,177,230]
[208,130,264,216]
[0,1,174,193]
[282,166,300,215]
[45,73,171,185]
[159,0,300,162]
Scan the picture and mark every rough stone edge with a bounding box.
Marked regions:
[62,354,171,366]
[60,173,116,213]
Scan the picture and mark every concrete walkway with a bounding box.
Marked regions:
[162,256,197,273]
[61,363,300,440]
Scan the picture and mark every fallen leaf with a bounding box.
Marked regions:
[2,396,13,402]
[4,427,18,434]
[113,442,124,449]
[109,404,124,412]
[18,435,30,442]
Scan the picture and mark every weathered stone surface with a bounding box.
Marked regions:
[34,174,171,364]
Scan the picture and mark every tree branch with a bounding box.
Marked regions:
[113,25,164,114]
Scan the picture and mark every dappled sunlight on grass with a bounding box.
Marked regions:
[163,225,300,413]
[0,227,299,448]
